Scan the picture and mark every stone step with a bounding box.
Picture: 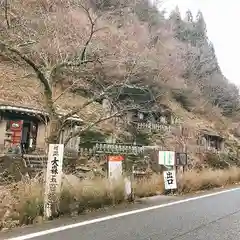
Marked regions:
[26,160,46,164]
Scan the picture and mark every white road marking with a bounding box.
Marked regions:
[6,187,240,240]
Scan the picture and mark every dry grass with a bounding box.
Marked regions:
[1,167,240,230]
[0,178,44,229]
[134,174,164,198]
[177,167,240,193]
[60,177,125,215]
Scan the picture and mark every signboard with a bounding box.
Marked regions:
[163,170,177,190]
[158,151,175,166]
[108,155,124,162]
[10,120,23,145]
[108,155,124,180]
[44,144,64,218]
[175,152,187,166]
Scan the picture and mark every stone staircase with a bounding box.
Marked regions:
[23,154,47,173]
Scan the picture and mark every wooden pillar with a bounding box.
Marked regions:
[220,139,224,152]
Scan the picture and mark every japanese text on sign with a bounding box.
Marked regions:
[44,144,64,218]
[163,170,177,190]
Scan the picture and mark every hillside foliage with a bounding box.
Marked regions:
[170,7,240,117]
[0,0,239,133]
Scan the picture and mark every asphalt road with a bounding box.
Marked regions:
[3,188,240,240]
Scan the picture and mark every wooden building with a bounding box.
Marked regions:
[0,104,82,154]
[197,129,225,153]
[99,85,177,132]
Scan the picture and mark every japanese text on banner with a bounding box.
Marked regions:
[163,170,177,190]
[44,144,64,218]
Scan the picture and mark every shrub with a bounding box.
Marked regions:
[14,180,44,225]
[134,174,164,198]
[171,89,195,112]
[0,179,44,228]
[60,178,125,215]
[177,167,240,193]
[204,153,229,169]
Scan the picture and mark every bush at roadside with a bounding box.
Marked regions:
[1,167,240,230]
[177,167,240,193]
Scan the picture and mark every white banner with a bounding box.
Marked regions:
[159,151,175,166]
[108,161,123,180]
[163,170,177,190]
[44,144,64,218]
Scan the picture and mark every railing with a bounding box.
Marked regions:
[196,145,227,154]
[23,154,47,171]
[135,122,171,132]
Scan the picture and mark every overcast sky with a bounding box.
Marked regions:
[161,0,239,87]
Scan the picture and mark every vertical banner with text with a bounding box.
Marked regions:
[44,144,64,218]
[163,170,177,190]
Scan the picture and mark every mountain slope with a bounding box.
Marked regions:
[0,0,240,164]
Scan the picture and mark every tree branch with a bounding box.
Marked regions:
[50,58,99,79]
[63,109,129,146]
[59,82,120,123]
[59,97,98,124]
[53,80,78,104]
[4,0,10,29]
[59,59,142,134]
[0,41,52,95]
[78,3,98,62]
[49,4,101,79]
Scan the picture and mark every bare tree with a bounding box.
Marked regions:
[3,0,10,28]
[0,0,136,147]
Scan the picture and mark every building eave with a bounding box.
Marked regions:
[200,128,224,139]
[0,105,45,116]
[0,104,83,123]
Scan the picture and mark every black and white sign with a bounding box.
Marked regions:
[163,170,177,190]
[44,144,64,218]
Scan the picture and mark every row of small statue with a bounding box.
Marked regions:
[79,143,145,155]
[136,122,171,130]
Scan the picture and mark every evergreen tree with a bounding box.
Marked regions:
[169,6,187,41]
[185,9,193,23]
[195,10,207,43]
[169,6,181,24]
[135,0,164,28]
